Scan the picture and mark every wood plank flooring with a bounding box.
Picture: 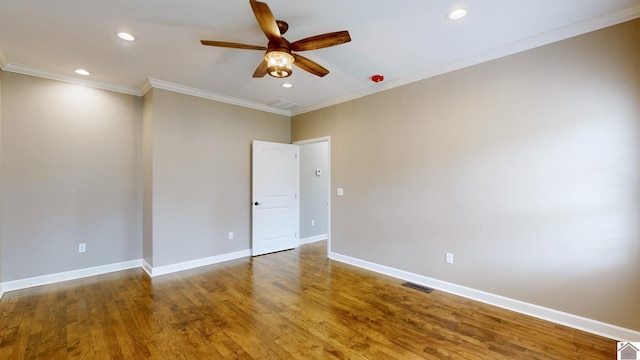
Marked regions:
[0,241,616,359]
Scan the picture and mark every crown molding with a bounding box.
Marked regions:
[2,5,637,118]
[2,62,142,96]
[292,5,640,116]
[147,78,291,116]
[0,63,290,116]
[139,78,153,96]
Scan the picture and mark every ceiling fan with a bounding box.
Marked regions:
[201,0,351,78]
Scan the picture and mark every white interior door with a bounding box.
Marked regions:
[252,140,299,256]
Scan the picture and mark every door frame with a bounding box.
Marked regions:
[293,136,331,257]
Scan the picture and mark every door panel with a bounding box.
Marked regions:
[252,141,299,256]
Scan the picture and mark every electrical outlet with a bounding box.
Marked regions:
[228,232,234,240]
[445,252,453,264]
[78,243,86,253]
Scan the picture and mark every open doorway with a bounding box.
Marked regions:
[294,137,330,254]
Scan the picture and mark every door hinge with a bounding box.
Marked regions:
[295,232,298,238]
[295,193,297,199]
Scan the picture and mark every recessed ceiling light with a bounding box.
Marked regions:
[75,69,90,76]
[446,8,467,20]
[117,32,135,41]
[282,83,293,88]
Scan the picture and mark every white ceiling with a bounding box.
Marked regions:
[1,0,639,115]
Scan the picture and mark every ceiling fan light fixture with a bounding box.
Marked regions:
[201,1,350,78]
[265,51,295,78]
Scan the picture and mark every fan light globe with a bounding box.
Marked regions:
[265,51,295,78]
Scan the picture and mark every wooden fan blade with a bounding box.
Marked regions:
[290,31,351,51]
[201,40,266,51]
[292,53,329,77]
[253,60,268,78]
[250,0,281,43]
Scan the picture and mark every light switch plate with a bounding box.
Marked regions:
[337,188,344,196]
[445,252,454,264]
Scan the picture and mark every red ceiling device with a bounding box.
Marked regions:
[371,74,384,83]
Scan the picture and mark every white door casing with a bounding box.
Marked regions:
[251,141,299,256]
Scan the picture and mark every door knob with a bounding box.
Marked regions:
[254,201,262,206]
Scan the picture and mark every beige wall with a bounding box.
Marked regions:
[0,72,291,280]
[299,141,329,239]
[0,69,3,286]
[146,88,290,267]
[292,19,640,330]
[0,72,143,281]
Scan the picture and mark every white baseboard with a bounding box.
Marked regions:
[0,260,142,294]
[300,234,328,245]
[142,259,153,277]
[329,251,640,342]
[146,249,251,277]
[0,249,252,295]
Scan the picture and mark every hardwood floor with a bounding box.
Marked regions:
[0,241,616,359]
